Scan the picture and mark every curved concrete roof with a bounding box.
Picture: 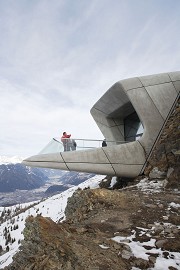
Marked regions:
[23,71,180,177]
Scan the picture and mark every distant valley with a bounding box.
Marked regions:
[0,156,95,206]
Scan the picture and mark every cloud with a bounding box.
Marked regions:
[0,0,180,156]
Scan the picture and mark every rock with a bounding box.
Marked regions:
[162,179,168,188]
[163,216,169,220]
[121,249,133,259]
[163,238,180,252]
[169,266,178,270]
[164,228,172,234]
[167,233,175,237]
[112,177,134,189]
[143,245,153,250]
[99,176,112,189]
[149,255,156,264]
[163,251,169,258]
[158,204,164,208]
[133,234,151,243]
[146,204,157,209]
[168,214,180,225]
[166,167,180,189]
[171,227,179,234]
[133,258,151,269]
[123,244,132,251]
[155,239,168,249]
[147,224,154,229]
[167,167,174,178]
[149,167,166,179]
[153,225,164,234]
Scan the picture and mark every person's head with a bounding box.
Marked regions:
[63,132,67,135]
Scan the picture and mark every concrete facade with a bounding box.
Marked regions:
[23,72,180,177]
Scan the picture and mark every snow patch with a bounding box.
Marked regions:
[99,244,109,249]
[0,156,24,165]
[136,178,168,192]
[110,176,117,188]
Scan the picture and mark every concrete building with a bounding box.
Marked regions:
[23,72,180,177]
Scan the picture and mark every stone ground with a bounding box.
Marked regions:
[5,178,180,270]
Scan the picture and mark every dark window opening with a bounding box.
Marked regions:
[124,112,143,142]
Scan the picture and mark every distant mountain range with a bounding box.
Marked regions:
[0,156,63,192]
[0,163,48,192]
[0,155,24,165]
[0,156,95,194]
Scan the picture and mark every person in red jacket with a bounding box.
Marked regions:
[61,132,71,151]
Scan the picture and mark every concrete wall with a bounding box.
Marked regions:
[23,72,180,177]
[91,71,180,154]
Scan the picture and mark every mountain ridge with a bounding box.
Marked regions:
[0,163,48,192]
[0,156,24,165]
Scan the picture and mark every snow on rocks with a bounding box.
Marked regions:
[112,224,180,270]
[149,167,167,179]
[136,177,168,192]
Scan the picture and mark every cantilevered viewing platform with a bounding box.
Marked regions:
[23,71,180,177]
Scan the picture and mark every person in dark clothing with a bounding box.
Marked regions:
[102,139,107,147]
[70,139,77,151]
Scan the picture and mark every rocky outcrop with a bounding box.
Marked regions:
[5,213,130,270]
[4,184,180,270]
[144,97,180,189]
[65,188,140,226]
[8,216,85,270]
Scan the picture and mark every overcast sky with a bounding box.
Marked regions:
[0,0,180,157]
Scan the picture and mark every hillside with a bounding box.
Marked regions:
[0,176,104,268]
[1,176,179,270]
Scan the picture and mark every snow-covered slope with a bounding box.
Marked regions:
[0,175,104,268]
[0,176,180,270]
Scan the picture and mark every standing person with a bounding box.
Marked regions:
[61,132,71,151]
[102,139,107,147]
[71,139,77,151]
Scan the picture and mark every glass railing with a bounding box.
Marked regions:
[38,138,128,155]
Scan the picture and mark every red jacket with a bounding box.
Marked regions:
[61,133,71,144]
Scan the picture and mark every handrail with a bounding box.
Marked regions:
[53,137,127,144]
[39,134,143,155]
[39,137,129,155]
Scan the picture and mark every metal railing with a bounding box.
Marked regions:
[38,131,144,155]
[38,137,128,155]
